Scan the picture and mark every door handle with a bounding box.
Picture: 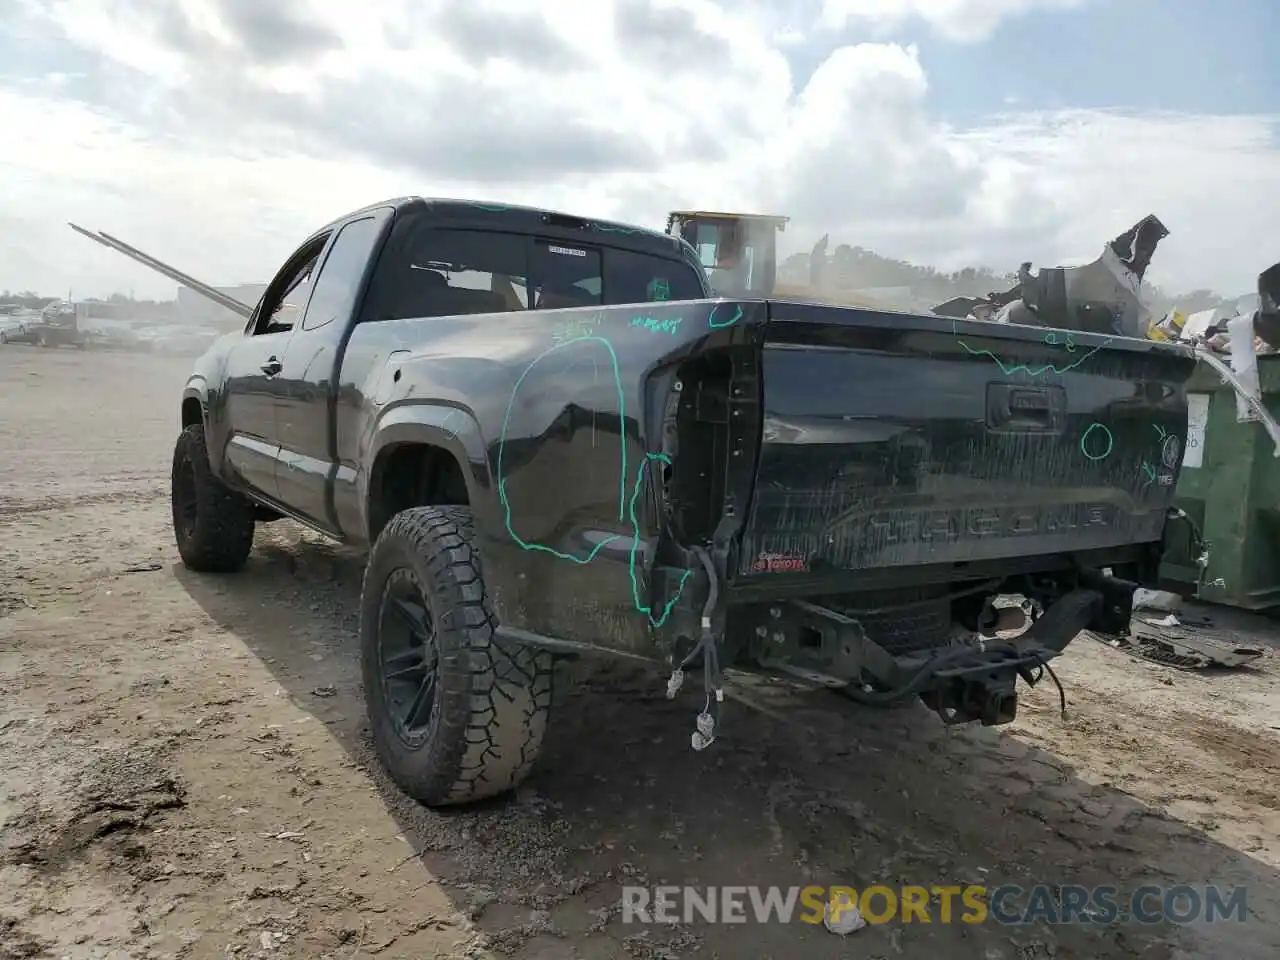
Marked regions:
[261,357,282,377]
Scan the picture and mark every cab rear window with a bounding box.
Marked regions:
[364,226,706,320]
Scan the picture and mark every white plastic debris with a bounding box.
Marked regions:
[1132,588,1182,614]
[1227,312,1262,423]
[823,895,867,935]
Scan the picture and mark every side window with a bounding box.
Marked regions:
[252,235,328,336]
[301,217,381,332]
[530,240,602,310]
[603,249,706,304]
[366,228,530,320]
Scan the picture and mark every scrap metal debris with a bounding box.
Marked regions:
[1089,612,1265,672]
[932,215,1170,339]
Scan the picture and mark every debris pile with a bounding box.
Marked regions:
[932,215,1170,339]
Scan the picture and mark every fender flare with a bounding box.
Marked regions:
[180,384,207,427]
[361,400,492,536]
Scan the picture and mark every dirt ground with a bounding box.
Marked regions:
[1,345,1278,960]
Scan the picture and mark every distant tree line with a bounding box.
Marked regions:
[0,291,60,310]
[782,244,1238,315]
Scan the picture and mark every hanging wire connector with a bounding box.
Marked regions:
[683,545,725,751]
[666,668,685,699]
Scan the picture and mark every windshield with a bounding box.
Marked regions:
[680,218,771,297]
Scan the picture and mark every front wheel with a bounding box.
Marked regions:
[170,422,256,572]
[360,506,554,807]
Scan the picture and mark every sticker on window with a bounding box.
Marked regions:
[547,245,587,257]
[646,277,671,301]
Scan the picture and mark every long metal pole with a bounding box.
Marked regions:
[67,223,255,320]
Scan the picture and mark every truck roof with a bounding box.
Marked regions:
[310,196,689,259]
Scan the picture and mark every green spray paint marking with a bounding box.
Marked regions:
[952,318,1113,377]
[551,312,605,346]
[708,304,743,329]
[646,278,671,302]
[1140,460,1157,484]
[628,452,695,627]
[1080,422,1115,461]
[495,335,693,627]
[496,336,627,565]
[631,314,684,336]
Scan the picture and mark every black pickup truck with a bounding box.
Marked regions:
[171,196,1198,807]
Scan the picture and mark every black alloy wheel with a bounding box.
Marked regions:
[377,568,441,746]
[174,455,199,541]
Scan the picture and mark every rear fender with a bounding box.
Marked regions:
[480,299,766,660]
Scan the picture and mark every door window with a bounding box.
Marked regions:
[301,217,381,331]
[252,235,328,336]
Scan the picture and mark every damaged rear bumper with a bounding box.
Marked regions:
[754,566,1136,728]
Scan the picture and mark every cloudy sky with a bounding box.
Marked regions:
[2,0,1277,300]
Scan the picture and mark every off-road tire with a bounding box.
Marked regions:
[360,506,553,807]
[170,422,256,572]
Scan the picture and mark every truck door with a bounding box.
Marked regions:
[218,237,325,503]
[274,210,392,533]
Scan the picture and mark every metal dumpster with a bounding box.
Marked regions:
[1160,353,1280,609]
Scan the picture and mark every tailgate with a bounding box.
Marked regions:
[737,302,1197,577]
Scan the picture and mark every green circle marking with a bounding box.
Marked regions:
[1080,422,1114,461]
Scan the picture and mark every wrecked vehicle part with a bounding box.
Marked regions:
[731,564,1142,729]
[81,196,1197,807]
[1253,260,1280,350]
[941,215,1170,339]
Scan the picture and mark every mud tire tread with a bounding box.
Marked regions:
[360,505,552,807]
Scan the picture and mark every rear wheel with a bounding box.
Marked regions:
[170,422,256,572]
[360,506,553,807]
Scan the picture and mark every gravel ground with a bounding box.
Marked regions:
[1,344,1278,960]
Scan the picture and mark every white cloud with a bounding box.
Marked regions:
[819,0,1089,43]
[2,0,1277,300]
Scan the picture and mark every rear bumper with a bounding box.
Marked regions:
[737,564,1137,727]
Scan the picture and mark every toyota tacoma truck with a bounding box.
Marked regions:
[164,196,1198,807]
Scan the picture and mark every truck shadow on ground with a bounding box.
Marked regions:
[174,528,1279,960]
